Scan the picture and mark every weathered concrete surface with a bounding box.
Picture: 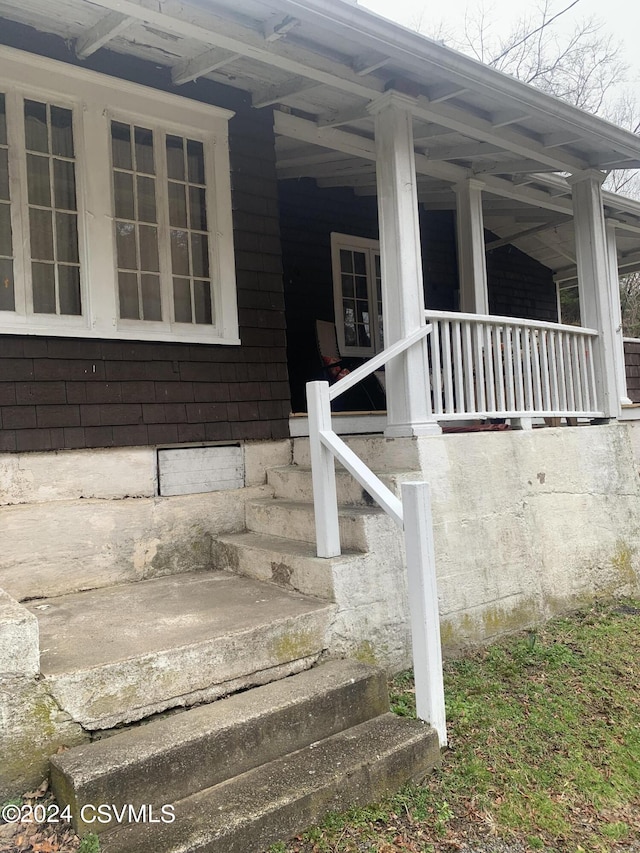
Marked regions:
[0,676,88,801]
[0,448,155,506]
[30,571,334,729]
[291,423,640,657]
[0,590,39,676]
[0,485,271,601]
[51,660,390,834]
[244,439,291,486]
[99,714,440,853]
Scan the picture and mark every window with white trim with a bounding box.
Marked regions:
[331,232,383,356]
[0,46,239,345]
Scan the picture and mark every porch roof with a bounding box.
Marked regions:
[2,0,640,276]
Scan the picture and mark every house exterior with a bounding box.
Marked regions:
[2,0,640,801]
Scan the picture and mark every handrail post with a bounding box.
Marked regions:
[306,381,341,557]
[401,481,447,747]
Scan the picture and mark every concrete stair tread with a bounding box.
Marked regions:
[246,497,385,518]
[29,572,334,729]
[29,571,328,674]
[51,660,391,832]
[99,712,440,853]
[214,530,363,560]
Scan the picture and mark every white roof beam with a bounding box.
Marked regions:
[252,78,320,108]
[262,15,300,42]
[172,47,241,86]
[425,84,468,104]
[476,158,557,175]
[318,106,370,128]
[426,141,504,160]
[543,131,583,149]
[491,110,533,128]
[278,160,375,180]
[75,11,131,59]
[412,96,588,172]
[81,0,384,100]
[485,217,571,251]
[353,53,391,76]
[277,150,353,169]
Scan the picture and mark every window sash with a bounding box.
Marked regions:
[0,45,238,345]
[331,232,383,357]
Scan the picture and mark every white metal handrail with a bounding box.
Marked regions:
[306,323,447,747]
[425,309,603,420]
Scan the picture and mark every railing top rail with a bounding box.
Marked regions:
[424,309,598,337]
[328,324,432,402]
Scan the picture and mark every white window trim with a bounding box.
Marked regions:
[330,231,381,357]
[0,45,240,345]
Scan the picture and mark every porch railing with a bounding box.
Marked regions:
[306,324,447,747]
[425,310,603,420]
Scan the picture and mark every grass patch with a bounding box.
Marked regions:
[273,600,640,853]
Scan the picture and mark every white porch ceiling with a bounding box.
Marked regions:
[2,0,640,276]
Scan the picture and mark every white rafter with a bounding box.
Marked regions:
[75,10,131,59]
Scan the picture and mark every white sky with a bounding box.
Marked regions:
[358,0,640,95]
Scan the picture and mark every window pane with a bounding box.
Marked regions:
[340,249,352,274]
[56,212,79,263]
[173,278,191,322]
[30,208,54,260]
[353,251,366,275]
[50,106,74,158]
[168,182,187,228]
[32,262,56,313]
[0,149,8,201]
[187,139,205,184]
[0,257,14,311]
[24,100,48,153]
[194,280,212,324]
[136,176,157,223]
[166,135,184,181]
[53,159,77,211]
[58,264,81,315]
[0,94,6,146]
[343,303,356,346]
[189,186,207,231]
[191,232,209,278]
[0,204,12,256]
[134,127,155,175]
[116,221,137,270]
[139,224,159,272]
[170,229,190,276]
[341,274,353,298]
[111,122,132,170]
[113,171,135,220]
[118,272,139,319]
[141,274,162,321]
[27,154,51,207]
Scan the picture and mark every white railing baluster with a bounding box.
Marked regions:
[504,326,515,412]
[531,330,544,411]
[564,332,576,412]
[557,332,568,412]
[570,335,583,411]
[549,331,560,412]
[540,330,551,412]
[463,321,475,412]
[514,327,525,412]
[430,320,443,416]
[523,328,534,411]
[578,337,591,412]
[493,325,506,413]
[474,322,486,412]
[442,321,455,413]
[452,321,465,414]
[484,322,496,414]
[587,337,598,412]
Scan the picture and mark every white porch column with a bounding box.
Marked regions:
[455,178,489,314]
[606,220,632,408]
[568,170,619,418]
[367,92,440,437]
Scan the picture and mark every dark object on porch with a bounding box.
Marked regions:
[441,422,511,434]
[316,320,386,412]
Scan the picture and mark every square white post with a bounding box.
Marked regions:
[606,219,632,409]
[401,481,447,747]
[368,92,440,438]
[455,178,489,315]
[568,170,619,418]
[306,380,341,558]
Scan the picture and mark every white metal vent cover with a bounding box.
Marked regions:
[157,445,244,496]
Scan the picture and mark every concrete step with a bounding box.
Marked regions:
[51,659,390,835]
[29,571,334,730]
[245,497,395,552]
[99,712,440,853]
[211,531,368,599]
[293,435,419,472]
[267,465,391,506]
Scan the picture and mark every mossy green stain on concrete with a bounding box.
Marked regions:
[272,630,317,663]
[353,640,378,666]
[609,541,638,589]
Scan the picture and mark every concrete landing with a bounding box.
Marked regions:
[29,571,334,729]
